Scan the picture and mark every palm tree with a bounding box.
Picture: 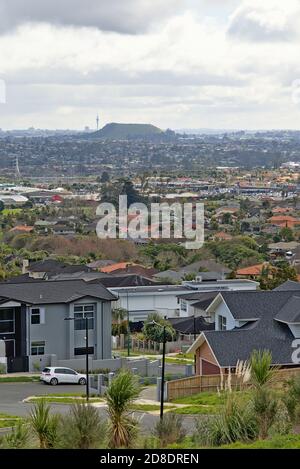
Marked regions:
[106,370,141,448]
[29,400,58,448]
[250,350,278,439]
[112,307,127,337]
[250,350,276,389]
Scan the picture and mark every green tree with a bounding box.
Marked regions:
[106,370,141,449]
[279,227,294,242]
[250,350,278,439]
[143,313,175,343]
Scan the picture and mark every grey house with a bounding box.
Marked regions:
[0,280,116,372]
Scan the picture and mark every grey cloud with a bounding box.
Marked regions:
[227,7,294,42]
[0,0,183,34]
[3,67,246,88]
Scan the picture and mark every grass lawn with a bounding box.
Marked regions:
[130,404,162,412]
[0,376,40,383]
[172,405,218,415]
[26,396,103,404]
[0,414,23,429]
[169,434,300,449]
[165,358,194,365]
[117,350,160,357]
[172,391,225,406]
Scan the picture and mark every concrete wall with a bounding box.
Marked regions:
[29,354,162,376]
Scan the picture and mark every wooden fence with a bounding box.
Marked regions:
[167,367,300,401]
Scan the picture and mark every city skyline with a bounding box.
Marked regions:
[0,0,300,130]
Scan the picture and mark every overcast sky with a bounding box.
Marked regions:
[1,0,300,130]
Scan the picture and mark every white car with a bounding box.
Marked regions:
[40,367,87,386]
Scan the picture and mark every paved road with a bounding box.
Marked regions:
[0,382,196,434]
[0,382,79,417]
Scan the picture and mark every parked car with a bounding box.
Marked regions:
[40,367,87,386]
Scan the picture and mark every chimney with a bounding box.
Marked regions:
[22,259,29,274]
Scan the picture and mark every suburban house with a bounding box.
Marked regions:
[267,215,300,228]
[236,263,267,279]
[153,260,231,283]
[0,279,116,373]
[177,279,259,317]
[111,279,259,321]
[188,287,300,375]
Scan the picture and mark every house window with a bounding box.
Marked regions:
[0,309,15,333]
[31,308,45,325]
[74,304,95,330]
[218,315,227,331]
[181,300,187,312]
[31,341,45,355]
[31,308,41,325]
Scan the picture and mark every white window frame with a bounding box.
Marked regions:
[31,341,45,355]
[181,300,187,312]
[218,315,227,331]
[30,307,45,325]
[0,308,15,334]
[73,304,95,330]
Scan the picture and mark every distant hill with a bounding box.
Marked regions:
[89,123,176,140]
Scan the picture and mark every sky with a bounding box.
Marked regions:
[1,0,300,130]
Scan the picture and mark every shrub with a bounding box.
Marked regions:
[29,400,59,448]
[268,403,292,437]
[2,422,31,449]
[153,414,187,448]
[58,403,106,449]
[193,397,258,447]
[282,375,300,423]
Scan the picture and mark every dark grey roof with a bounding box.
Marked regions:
[204,320,295,368]
[177,291,218,303]
[192,293,219,310]
[196,272,224,281]
[220,290,295,320]
[29,259,91,274]
[0,280,116,304]
[97,275,158,288]
[275,296,300,323]
[169,316,214,334]
[274,280,300,291]
[5,274,43,284]
[202,289,300,367]
[186,260,231,274]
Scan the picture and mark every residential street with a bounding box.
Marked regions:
[0,382,196,434]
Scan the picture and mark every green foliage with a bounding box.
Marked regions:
[57,403,106,449]
[143,313,175,343]
[29,400,59,449]
[250,350,278,439]
[279,227,295,242]
[106,370,141,449]
[250,350,276,388]
[153,413,187,447]
[193,397,258,447]
[282,375,300,423]
[207,238,263,269]
[1,422,31,449]
[259,262,297,290]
